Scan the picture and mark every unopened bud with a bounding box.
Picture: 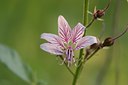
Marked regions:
[93,10,105,19]
[102,37,114,47]
[93,0,111,20]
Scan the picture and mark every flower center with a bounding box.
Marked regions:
[65,46,75,65]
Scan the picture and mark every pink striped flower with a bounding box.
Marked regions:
[40,15,97,65]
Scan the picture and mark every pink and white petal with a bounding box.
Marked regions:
[75,36,97,50]
[41,33,59,43]
[40,43,64,55]
[41,33,63,45]
[58,15,71,42]
[71,23,85,43]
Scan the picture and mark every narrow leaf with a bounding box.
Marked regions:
[0,44,30,83]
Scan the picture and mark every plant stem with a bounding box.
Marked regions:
[86,18,95,28]
[59,56,75,76]
[72,0,89,85]
[86,47,100,61]
[63,61,75,76]
[72,50,84,85]
[83,0,89,26]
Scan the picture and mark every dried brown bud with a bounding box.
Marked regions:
[93,10,105,19]
[93,0,111,20]
[102,25,128,47]
[102,37,114,47]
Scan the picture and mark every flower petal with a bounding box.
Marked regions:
[58,15,71,42]
[41,33,64,47]
[40,43,64,55]
[71,23,85,43]
[75,36,97,50]
[41,33,59,43]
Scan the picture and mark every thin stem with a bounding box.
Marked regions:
[86,47,100,61]
[102,0,112,12]
[86,18,95,28]
[72,0,89,85]
[83,0,89,26]
[72,50,84,85]
[83,0,89,36]
[63,62,75,76]
[59,56,75,76]
[112,26,128,41]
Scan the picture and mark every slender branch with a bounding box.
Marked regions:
[86,18,95,28]
[72,50,84,85]
[102,0,112,12]
[86,47,100,61]
[63,62,75,76]
[72,0,89,85]
[59,56,75,76]
[113,25,128,41]
[83,0,89,27]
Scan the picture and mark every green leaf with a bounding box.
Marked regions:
[0,44,31,83]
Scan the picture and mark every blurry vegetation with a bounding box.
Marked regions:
[0,0,128,85]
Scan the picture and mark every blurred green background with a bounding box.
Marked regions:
[0,0,128,85]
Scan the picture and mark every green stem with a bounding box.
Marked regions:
[72,0,89,85]
[64,62,75,76]
[60,56,75,76]
[86,47,100,61]
[83,0,89,27]
[72,49,84,85]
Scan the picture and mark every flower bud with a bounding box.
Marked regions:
[93,10,105,19]
[102,37,114,47]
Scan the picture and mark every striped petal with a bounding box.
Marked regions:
[71,23,85,43]
[41,33,64,48]
[75,36,97,50]
[58,15,71,42]
[40,43,64,55]
[41,33,59,43]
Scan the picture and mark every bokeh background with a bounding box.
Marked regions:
[0,0,128,85]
